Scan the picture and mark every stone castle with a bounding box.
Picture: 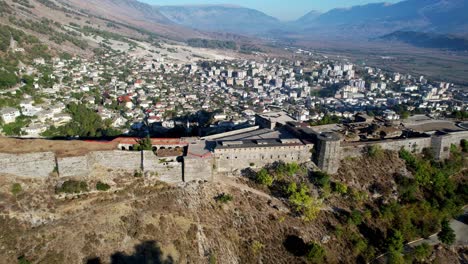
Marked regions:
[1,112,467,182]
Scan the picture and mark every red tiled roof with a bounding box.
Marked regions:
[112,137,189,146]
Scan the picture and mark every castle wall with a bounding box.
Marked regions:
[142,151,182,183]
[1,131,465,181]
[340,137,433,158]
[214,145,312,173]
[57,155,91,177]
[184,157,214,182]
[89,151,142,171]
[432,131,468,160]
[0,152,56,178]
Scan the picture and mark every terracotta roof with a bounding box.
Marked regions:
[112,137,189,146]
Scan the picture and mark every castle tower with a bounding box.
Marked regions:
[314,132,342,174]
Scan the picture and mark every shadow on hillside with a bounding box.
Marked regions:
[283,235,308,257]
[86,241,173,264]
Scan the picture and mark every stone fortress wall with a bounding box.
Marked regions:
[214,144,312,173]
[0,152,56,178]
[1,150,182,183]
[318,130,468,174]
[0,129,466,182]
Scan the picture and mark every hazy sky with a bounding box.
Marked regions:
[142,0,402,21]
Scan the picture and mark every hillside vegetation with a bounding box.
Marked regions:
[0,144,466,263]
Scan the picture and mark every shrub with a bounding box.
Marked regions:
[56,180,88,194]
[96,181,110,191]
[332,182,348,195]
[208,253,216,264]
[134,170,143,178]
[251,240,264,255]
[367,145,384,158]
[349,188,368,203]
[399,148,416,167]
[287,183,322,221]
[461,139,468,153]
[438,219,456,245]
[214,193,233,203]
[348,210,363,226]
[306,243,326,263]
[353,237,368,255]
[255,169,274,187]
[18,256,31,264]
[311,171,330,188]
[302,200,322,221]
[407,243,432,263]
[11,183,22,196]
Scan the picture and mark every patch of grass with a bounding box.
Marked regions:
[306,242,326,264]
[11,183,22,196]
[214,193,233,203]
[251,240,265,255]
[134,170,143,178]
[367,145,384,158]
[18,256,31,264]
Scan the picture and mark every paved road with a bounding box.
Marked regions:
[409,208,468,247]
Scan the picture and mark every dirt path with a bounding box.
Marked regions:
[214,175,334,213]
[214,175,277,200]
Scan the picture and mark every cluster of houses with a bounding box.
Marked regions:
[0,45,466,137]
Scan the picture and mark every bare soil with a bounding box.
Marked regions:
[0,137,117,157]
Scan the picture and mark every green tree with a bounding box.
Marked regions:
[96,181,110,191]
[311,171,330,188]
[387,230,404,264]
[255,169,274,187]
[42,103,120,138]
[461,139,468,153]
[407,243,432,263]
[438,219,456,245]
[287,183,322,221]
[0,70,18,89]
[134,136,153,151]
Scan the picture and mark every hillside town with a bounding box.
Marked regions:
[0,44,467,138]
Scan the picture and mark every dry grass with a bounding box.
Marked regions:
[0,137,117,157]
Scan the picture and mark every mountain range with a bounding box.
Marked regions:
[158,5,283,35]
[295,0,468,37]
[1,0,468,52]
[61,0,468,41]
[379,31,468,51]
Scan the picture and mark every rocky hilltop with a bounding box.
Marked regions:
[1,145,466,263]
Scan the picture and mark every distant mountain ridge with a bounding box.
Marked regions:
[379,31,468,51]
[148,0,468,40]
[63,0,204,40]
[40,0,468,50]
[295,0,468,37]
[158,5,283,35]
